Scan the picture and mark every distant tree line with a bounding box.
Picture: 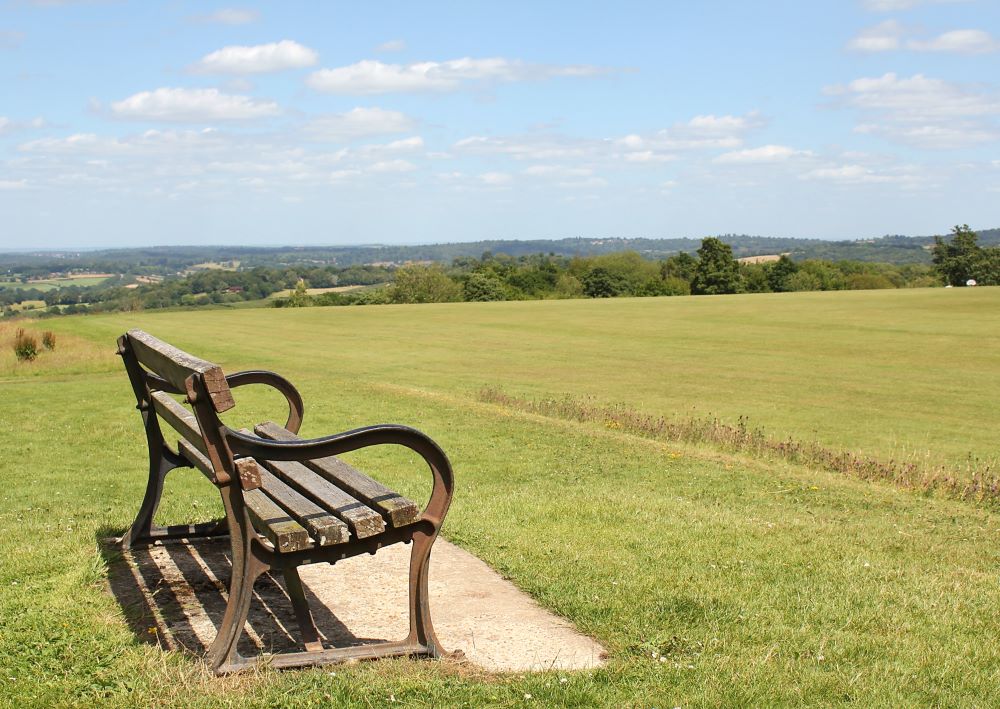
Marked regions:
[5,228,997,319]
[273,238,946,309]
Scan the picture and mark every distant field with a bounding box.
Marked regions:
[268,284,370,299]
[2,288,999,706]
[0,275,111,291]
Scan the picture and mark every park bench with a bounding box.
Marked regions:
[116,329,455,674]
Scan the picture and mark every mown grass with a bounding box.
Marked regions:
[1,288,999,707]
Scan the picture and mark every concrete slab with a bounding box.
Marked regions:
[107,536,606,673]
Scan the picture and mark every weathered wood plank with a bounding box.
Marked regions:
[127,329,235,413]
[258,456,385,539]
[151,390,206,456]
[243,489,313,553]
[255,421,421,528]
[258,468,350,546]
[177,439,217,481]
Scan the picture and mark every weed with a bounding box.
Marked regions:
[41,330,56,350]
[478,387,1000,506]
[12,327,38,361]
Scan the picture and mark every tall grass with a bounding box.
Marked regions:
[478,386,1000,505]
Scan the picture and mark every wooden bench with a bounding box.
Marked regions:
[117,329,455,674]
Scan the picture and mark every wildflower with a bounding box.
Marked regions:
[524,693,533,700]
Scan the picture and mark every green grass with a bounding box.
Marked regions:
[0,276,111,292]
[1,289,999,706]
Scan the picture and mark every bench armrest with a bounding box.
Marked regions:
[223,424,454,527]
[224,370,304,434]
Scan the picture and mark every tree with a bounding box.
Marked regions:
[767,255,798,292]
[389,265,462,304]
[932,224,983,286]
[582,267,628,298]
[690,238,741,295]
[463,272,507,301]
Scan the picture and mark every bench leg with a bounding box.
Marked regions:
[207,490,268,674]
[123,441,182,549]
[406,528,443,657]
[283,566,323,652]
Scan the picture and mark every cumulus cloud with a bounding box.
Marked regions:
[847,20,905,52]
[825,73,1000,148]
[0,116,45,135]
[848,22,999,54]
[109,88,281,122]
[189,8,260,25]
[714,144,813,164]
[613,112,764,161]
[801,163,924,186]
[303,107,415,141]
[909,29,999,54]
[193,40,318,74]
[307,57,610,94]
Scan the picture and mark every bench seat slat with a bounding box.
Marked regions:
[258,468,350,546]
[127,329,235,413]
[243,489,313,553]
[151,391,206,456]
[255,422,422,528]
[179,440,351,548]
[259,457,385,539]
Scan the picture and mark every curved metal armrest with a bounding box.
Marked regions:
[224,370,304,434]
[223,424,455,526]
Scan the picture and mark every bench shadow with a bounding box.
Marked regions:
[97,527,391,661]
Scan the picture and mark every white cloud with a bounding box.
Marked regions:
[0,115,45,134]
[848,22,999,54]
[190,8,260,25]
[109,88,281,122]
[193,40,318,74]
[454,135,588,161]
[862,0,967,10]
[714,144,813,164]
[826,73,1000,148]
[801,163,924,186]
[908,29,999,54]
[613,112,763,156]
[522,164,594,177]
[622,150,677,163]
[847,20,904,52]
[0,179,29,190]
[376,39,406,52]
[307,57,609,94]
[303,107,415,141]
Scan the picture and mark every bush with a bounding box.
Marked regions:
[41,331,56,350]
[13,328,38,361]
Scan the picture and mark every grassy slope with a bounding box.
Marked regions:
[0,289,998,707]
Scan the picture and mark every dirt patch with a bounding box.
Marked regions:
[105,536,606,673]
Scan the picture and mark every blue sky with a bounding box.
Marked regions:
[1,0,998,248]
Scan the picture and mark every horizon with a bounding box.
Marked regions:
[2,1,999,248]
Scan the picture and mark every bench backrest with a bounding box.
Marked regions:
[122,328,235,413]
[118,329,238,486]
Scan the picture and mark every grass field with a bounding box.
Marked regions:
[1,288,999,706]
[0,275,111,292]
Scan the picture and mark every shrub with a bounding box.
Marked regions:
[13,328,38,361]
[41,330,56,350]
